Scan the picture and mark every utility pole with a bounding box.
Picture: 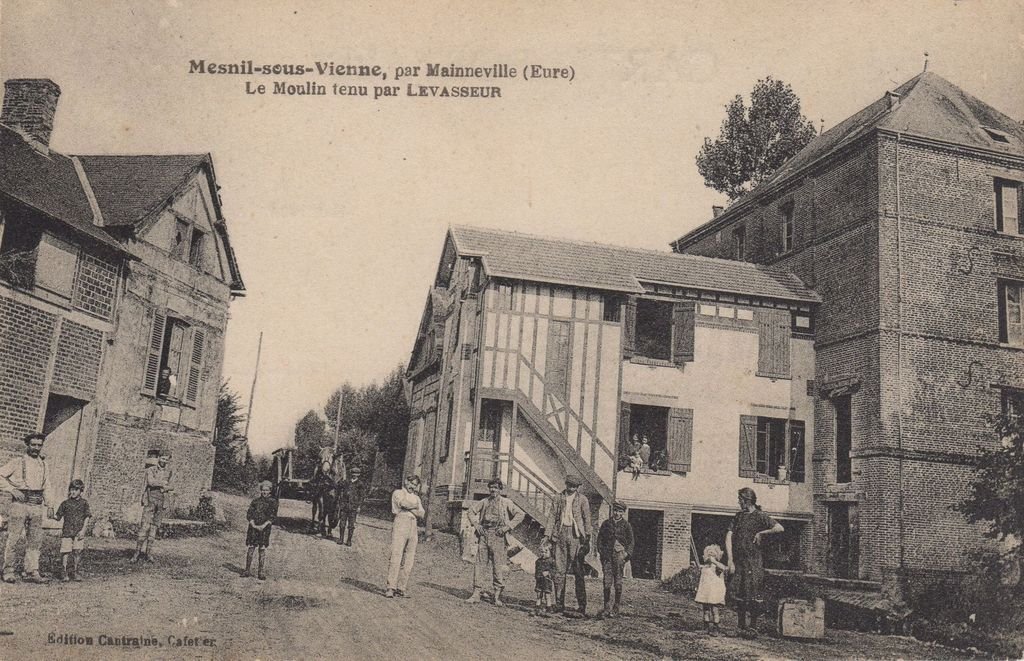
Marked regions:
[243,331,263,441]
[333,389,343,451]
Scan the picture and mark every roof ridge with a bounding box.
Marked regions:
[450,223,783,270]
[74,153,208,160]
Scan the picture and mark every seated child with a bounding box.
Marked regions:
[54,479,91,582]
[629,451,643,480]
[534,542,555,614]
[695,543,728,635]
[244,480,278,580]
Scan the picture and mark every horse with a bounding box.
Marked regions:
[309,447,346,537]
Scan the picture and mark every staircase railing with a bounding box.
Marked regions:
[507,456,556,524]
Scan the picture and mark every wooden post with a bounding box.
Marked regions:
[242,331,262,440]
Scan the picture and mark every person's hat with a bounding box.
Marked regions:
[564,475,582,487]
[613,501,627,512]
[69,479,85,490]
[406,474,421,485]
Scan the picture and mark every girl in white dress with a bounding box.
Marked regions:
[695,543,728,635]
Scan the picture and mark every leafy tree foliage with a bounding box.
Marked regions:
[213,381,262,493]
[956,411,1024,564]
[696,77,817,200]
[293,409,330,478]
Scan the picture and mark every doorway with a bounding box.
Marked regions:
[628,509,663,579]
[827,502,859,579]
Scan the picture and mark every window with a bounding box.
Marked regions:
[0,214,44,289]
[545,320,571,400]
[1002,388,1024,421]
[739,415,806,482]
[171,218,190,259]
[142,310,205,406]
[995,178,1021,236]
[983,127,1011,144]
[757,309,792,378]
[835,395,852,483]
[999,281,1024,346]
[602,295,621,322]
[188,228,205,267]
[439,394,455,460]
[496,282,514,310]
[635,299,673,361]
[733,225,746,260]
[781,203,795,252]
[619,404,693,473]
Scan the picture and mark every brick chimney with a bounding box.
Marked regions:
[885,91,901,111]
[2,79,61,148]
[712,205,724,218]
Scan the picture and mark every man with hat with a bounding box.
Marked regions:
[597,501,634,618]
[465,478,524,606]
[544,475,592,616]
[0,433,53,583]
[132,451,173,563]
[335,464,366,546]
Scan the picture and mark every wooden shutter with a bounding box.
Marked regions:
[667,408,693,472]
[142,310,167,396]
[739,415,757,478]
[185,327,205,405]
[757,308,792,378]
[622,296,637,358]
[1007,283,1024,345]
[671,301,695,366]
[619,402,632,457]
[789,420,806,483]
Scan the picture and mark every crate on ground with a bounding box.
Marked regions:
[778,597,825,639]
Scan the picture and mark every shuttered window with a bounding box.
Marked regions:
[622,296,637,358]
[789,421,806,483]
[142,310,168,396]
[757,308,792,379]
[439,394,454,461]
[671,301,695,366]
[618,402,632,459]
[666,408,693,472]
[739,415,758,478]
[184,327,205,405]
[545,320,572,401]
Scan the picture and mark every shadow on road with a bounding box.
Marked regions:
[337,575,385,597]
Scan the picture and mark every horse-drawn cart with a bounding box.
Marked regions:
[270,448,312,502]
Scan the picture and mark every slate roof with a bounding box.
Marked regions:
[450,225,819,304]
[674,71,1024,248]
[76,154,209,227]
[0,123,127,253]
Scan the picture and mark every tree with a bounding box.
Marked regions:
[956,411,1024,568]
[213,381,260,493]
[293,409,329,477]
[695,77,817,200]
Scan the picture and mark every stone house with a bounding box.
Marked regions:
[672,71,1024,590]
[0,79,244,519]
[404,224,819,579]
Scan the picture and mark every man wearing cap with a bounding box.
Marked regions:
[544,475,592,616]
[465,478,525,606]
[0,433,53,583]
[132,452,173,563]
[597,501,634,618]
[335,465,366,546]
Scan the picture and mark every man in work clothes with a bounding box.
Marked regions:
[385,475,425,598]
[544,475,592,616]
[597,501,634,618]
[132,452,173,563]
[336,465,366,546]
[465,478,525,606]
[0,433,52,583]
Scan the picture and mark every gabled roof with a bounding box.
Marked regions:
[75,154,210,227]
[449,225,818,304]
[0,123,128,254]
[674,71,1024,248]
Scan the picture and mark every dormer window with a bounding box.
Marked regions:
[189,228,205,267]
[982,127,1011,144]
[171,218,190,260]
[733,225,746,261]
[781,203,795,253]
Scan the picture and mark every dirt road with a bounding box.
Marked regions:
[0,497,969,660]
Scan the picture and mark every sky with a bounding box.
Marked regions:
[2,1,1022,455]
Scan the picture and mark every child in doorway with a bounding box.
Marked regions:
[534,541,555,614]
[629,450,643,480]
[695,543,728,635]
[54,479,92,582]
[243,480,278,580]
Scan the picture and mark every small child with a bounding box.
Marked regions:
[534,542,555,614]
[54,479,91,582]
[629,451,643,480]
[695,544,728,635]
[244,480,278,580]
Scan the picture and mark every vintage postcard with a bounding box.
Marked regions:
[1,1,1023,659]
